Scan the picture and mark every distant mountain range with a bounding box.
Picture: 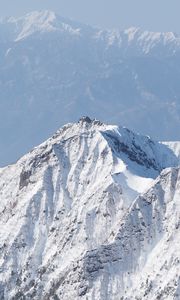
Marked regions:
[1,10,180,166]
[0,117,180,299]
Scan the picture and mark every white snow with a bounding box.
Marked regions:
[0,118,179,299]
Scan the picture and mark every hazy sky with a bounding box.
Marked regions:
[1,0,180,32]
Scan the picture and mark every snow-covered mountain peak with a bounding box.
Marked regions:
[7,10,57,41]
[10,118,178,209]
[17,118,178,175]
[5,10,82,41]
[0,119,180,299]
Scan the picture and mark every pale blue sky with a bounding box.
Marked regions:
[1,0,180,32]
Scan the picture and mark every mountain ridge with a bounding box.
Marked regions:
[1,10,180,166]
[2,10,180,52]
[0,118,180,299]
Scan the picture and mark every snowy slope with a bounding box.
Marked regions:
[69,167,180,300]
[0,118,179,299]
[163,141,180,162]
[1,10,180,165]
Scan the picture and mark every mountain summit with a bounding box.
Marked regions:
[0,119,180,299]
[2,10,89,41]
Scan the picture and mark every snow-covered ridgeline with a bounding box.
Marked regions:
[0,118,180,299]
[1,10,180,54]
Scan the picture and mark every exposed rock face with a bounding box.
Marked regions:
[0,119,179,299]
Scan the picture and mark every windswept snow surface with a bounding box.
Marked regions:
[1,10,180,165]
[0,118,179,299]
